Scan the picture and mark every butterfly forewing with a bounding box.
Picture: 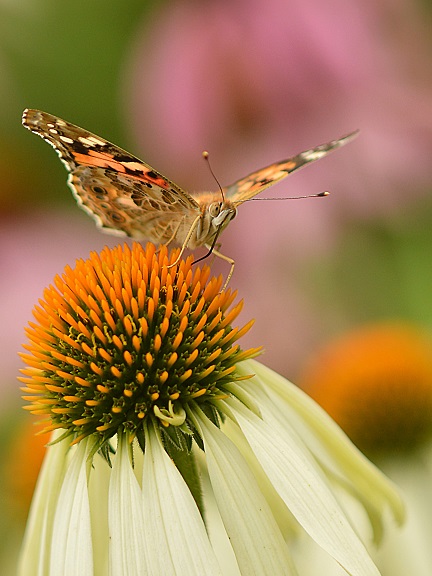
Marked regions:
[22,109,200,242]
[223,130,359,205]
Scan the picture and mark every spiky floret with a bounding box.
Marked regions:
[19,243,261,450]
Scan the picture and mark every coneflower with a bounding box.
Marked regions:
[18,243,402,575]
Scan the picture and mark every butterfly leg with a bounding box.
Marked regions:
[167,214,201,269]
[205,245,235,291]
[155,218,185,257]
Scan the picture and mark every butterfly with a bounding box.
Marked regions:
[22,109,358,285]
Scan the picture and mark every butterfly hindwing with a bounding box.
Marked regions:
[68,165,196,241]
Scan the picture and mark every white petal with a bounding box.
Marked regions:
[227,393,381,576]
[18,431,69,576]
[220,415,300,539]
[88,453,110,576]
[142,422,222,576]
[198,460,242,575]
[50,437,94,576]
[108,433,148,576]
[244,360,404,533]
[194,407,296,576]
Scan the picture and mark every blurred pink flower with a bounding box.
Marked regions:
[125,0,432,375]
[0,212,122,398]
[128,0,432,204]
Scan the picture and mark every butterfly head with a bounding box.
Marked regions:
[208,201,237,233]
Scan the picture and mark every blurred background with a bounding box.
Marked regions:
[1,0,432,572]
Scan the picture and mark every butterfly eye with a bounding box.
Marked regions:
[209,202,221,217]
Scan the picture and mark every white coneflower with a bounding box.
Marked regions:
[18,243,403,575]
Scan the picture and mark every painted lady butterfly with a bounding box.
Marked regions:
[22,109,357,284]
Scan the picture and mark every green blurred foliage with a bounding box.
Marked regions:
[304,194,432,335]
[0,0,158,208]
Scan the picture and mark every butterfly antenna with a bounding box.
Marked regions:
[247,191,330,201]
[203,151,225,202]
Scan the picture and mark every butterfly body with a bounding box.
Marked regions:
[22,109,357,284]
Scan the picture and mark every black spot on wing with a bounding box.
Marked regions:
[92,186,108,197]
[258,178,272,186]
[109,211,126,223]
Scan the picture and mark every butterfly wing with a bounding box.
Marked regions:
[223,130,358,205]
[22,109,200,242]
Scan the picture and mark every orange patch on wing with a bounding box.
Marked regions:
[88,150,114,160]
[72,151,126,172]
[281,160,297,171]
[142,173,169,186]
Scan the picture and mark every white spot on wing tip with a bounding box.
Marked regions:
[82,136,107,146]
[22,109,31,126]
